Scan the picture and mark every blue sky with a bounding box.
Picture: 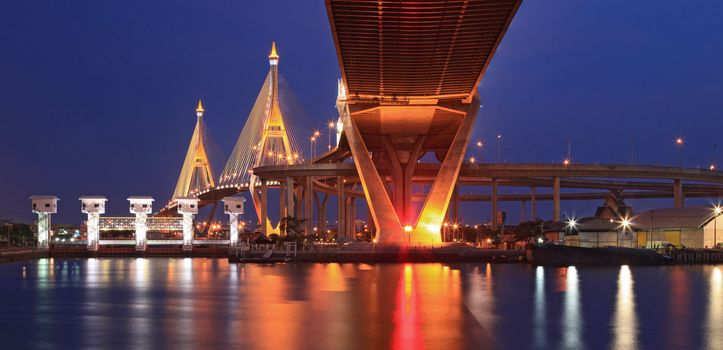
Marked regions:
[1,1,721,224]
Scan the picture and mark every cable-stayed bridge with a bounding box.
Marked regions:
[158,43,308,232]
[150,1,722,245]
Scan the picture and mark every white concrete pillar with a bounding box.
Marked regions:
[30,196,58,249]
[129,196,154,251]
[223,196,245,246]
[79,196,107,251]
[176,197,199,251]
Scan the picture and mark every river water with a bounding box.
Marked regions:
[0,258,720,349]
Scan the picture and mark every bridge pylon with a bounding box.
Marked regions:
[171,100,216,201]
[218,42,303,235]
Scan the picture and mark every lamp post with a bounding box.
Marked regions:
[714,205,721,248]
[328,121,335,151]
[675,137,684,168]
[310,136,316,163]
[476,140,484,163]
[496,134,502,163]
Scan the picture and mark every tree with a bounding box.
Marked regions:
[513,220,545,244]
[279,216,307,242]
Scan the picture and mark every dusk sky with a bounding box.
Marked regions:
[2,1,722,224]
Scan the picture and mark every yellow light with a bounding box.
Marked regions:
[563,158,571,166]
[452,224,459,229]
[476,140,483,148]
[714,205,722,216]
[269,41,279,60]
[328,121,335,128]
[404,225,413,233]
[676,137,684,145]
[470,157,476,163]
[710,164,717,171]
[314,130,320,137]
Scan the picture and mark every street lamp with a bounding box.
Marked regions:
[675,137,684,168]
[476,139,484,163]
[496,134,503,163]
[310,136,317,162]
[328,121,336,150]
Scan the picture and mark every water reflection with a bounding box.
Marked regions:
[533,266,546,348]
[3,260,723,349]
[611,265,638,349]
[705,267,722,350]
[561,266,582,350]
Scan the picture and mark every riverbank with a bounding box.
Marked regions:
[0,248,48,263]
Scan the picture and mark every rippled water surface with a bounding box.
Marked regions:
[0,258,721,349]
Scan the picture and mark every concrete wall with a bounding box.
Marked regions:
[703,215,723,248]
[577,231,637,248]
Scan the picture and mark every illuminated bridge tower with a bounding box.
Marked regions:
[327,0,521,243]
[218,42,303,235]
[172,100,216,201]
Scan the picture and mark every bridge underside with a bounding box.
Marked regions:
[327,0,522,243]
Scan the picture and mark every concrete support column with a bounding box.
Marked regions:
[79,196,106,251]
[521,201,526,223]
[129,197,154,252]
[314,192,328,234]
[531,187,537,221]
[279,184,286,234]
[349,196,356,238]
[305,176,314,235]
[260,181,268,236]
[294,186,303,218]
[337,177,345,239]
[30,196,58,250]
[452,186,460,224]
[674,179,684,208]
[223,197,245,246]
[286,177,295,217]
[491,179,498,228]
[552,177,561,222]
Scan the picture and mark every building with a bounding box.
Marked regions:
[569,217,636,248]
[631,206,723,249]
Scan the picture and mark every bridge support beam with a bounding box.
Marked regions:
[80,196,107,252]
[531,187,537,221]
[674,179,684,208]
[314,192,328,236]
[337,176,345,240]
[338,94,479,243]
[553,177,561,222]
[129,197,154,252]
[305,176,314,235]
[286,177,295,219]
[491,179,498,228]
[521,201,526,223]
[260,181,268,236]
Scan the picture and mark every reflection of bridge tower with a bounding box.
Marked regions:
[172,100,215,200]
[218,43,302,234]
